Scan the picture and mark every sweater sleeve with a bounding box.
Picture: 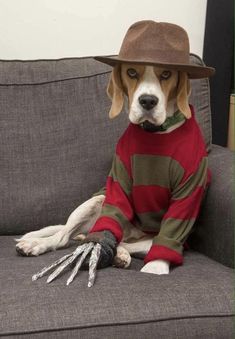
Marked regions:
[144,156,210,265]
[89,149,134,243]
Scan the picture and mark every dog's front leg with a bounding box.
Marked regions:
[121,240,170,274]
[16,195,105,256]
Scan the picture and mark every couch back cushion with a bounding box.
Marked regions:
[0,55,212,234]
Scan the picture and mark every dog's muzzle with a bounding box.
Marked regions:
[138,94,162,132]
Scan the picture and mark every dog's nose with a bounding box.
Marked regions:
[139,95,159,110]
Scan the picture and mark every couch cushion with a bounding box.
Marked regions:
[0,56,211,235]
[189,144,234,268]
[0,236,233,338]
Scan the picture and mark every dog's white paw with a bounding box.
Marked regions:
[113,246,131,268]
[15,238,49,256]
[140,259,170,275]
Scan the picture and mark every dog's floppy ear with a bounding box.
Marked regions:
[176,72,191,119]
[107,65,124,119]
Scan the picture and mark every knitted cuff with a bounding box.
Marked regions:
[144,244,183,266]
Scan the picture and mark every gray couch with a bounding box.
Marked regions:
[0,55,234,338]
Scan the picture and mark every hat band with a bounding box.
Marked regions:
[119,48,190,65]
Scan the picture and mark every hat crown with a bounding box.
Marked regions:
[118,20,190,65]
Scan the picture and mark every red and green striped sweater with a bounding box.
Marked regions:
[90,106,210,265]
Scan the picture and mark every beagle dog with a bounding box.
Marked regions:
[16,63,194,275]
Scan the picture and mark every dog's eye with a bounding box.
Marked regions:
[161,70,172,80]
[127,68,138,79]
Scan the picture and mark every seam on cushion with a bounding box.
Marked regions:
[0,56,115,63]
[0,53,196,64]
[0,71,112,87]
[0,314,233,337]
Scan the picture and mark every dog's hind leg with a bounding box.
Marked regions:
[15,195,105,256]
[15,225,64,241]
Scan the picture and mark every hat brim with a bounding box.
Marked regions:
[94,55,215,79]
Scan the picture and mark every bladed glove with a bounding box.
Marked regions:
[32,230,118,287]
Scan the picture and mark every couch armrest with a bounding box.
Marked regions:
[189,144,234,268]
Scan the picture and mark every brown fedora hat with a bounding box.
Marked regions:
[95,20,215,79]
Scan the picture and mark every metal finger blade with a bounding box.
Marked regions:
[88,243,102,288]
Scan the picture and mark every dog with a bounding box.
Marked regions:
[15,64,202,275]
[15,21,214,275]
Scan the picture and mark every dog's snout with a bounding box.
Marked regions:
[138,95,159,110]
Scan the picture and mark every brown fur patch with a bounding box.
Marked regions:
[158,70,178,103]
[121,64,145,108]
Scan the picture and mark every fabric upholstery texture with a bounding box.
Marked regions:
[0,236,234,338]
[0,55,211,235]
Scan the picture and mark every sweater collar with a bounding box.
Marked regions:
[140,110,186,133]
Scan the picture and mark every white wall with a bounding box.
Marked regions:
[0,0,208,60]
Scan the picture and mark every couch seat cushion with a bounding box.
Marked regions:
[0,236,233,338]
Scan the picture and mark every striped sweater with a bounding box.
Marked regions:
[90,106,210,265]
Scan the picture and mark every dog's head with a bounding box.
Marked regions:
[107,64,191,127]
